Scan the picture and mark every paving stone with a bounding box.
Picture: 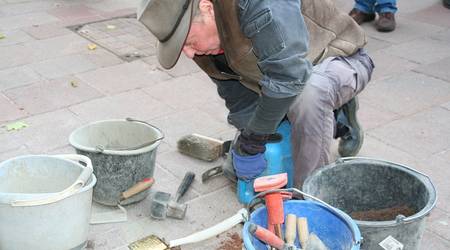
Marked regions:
[380,37,450,65]
[150,108,231,147]
[86,227,127,250]
[0,65,41,91]
[421,230,450,250]
[142,75,219,111]
[442,101,450,110]
[0,12,59,30]
[0,145,29,162]
[80,48,123,68]
[414,56,450,83]
[157,150,230,195]
[76,60,171,94]
[0,93,27,123]
[397,0,442,14]
[359,71,450,116]
[21,21,72,40]
[368,50,419,81]
[85,0,140,13]
[29,54,97,79]
[415,154,450,212]
[365,36,393,53]
[0,131,24,154]
[0,109,83,153]
[47,5,104,23]
[430,28,450,42]
[358,99,401,131]
[0,44,36,70]
[363,16,445,45]
[24,34,89,61]
[368,107,450,159]
[0,29,34,46]
[68,89,175,123]
[158,54,201,77]
[358,134,421,168]
[405,3,450,28]
[427,208,450,241]
[4,76,103,115]
[0,1,56,16]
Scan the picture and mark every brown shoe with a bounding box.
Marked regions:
[349,8,376,24]
[375,12,396,32]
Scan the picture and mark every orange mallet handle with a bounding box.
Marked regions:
[248,223,285,250]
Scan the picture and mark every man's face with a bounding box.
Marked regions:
[182,13,222,58]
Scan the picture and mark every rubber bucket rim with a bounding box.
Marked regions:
[69,119,164,156]
[0,154,96,204]
[242,200,362,250]
[303,157,438,228]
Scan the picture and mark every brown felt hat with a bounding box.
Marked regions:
[137,0,196,69]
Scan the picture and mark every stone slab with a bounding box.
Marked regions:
[363,16,445,45]
[421,230,450,250]
[21,21,72,40]
[405,3,450,28]
[24,33,89,61]
[368,50,419,81]
[0,12,59,30]
[397,0,442,14]
[80,48,124,68]
[29,54,97,79]
[47,5,103,23]
[0,44,36,70]
[76,60,171,94]
[365,36,393,53]
[0,93,27,123]
[68,89,175,123]
[0,65,41,91]
[0,29,34,46]
[380,37,450,65]
[427,208,450,241]
[4,76,103,115]
[0,1,56,16]
[358,99,401,131]
[0,145,29,162]
[359,71,450,116]
[368,107,450,159]
[414,56,450,82]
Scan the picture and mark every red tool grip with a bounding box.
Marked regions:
[266,193,284,225]
[248,223,285,250]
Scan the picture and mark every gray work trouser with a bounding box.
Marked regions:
[287,49,374,187]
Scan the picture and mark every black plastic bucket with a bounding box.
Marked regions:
[303,157,437,250]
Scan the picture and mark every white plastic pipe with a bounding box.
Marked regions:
[169,208,248,248]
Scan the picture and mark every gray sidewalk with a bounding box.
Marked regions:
[0,0,449,249]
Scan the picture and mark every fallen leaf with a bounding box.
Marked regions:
[70,80,78,88]
[87,43,97,50]
[106,25,116,30]
[0,33,5,39]
[6,121,28,131]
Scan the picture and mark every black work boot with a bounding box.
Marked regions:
[349,8,376,24]
[335,97,364,157]
[444,0,450,9]
[375,12,396,32]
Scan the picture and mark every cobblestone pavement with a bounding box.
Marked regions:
[1,0,450,249]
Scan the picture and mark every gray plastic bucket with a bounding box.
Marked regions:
[303,157,437,250]
[0,154,96,250]
[69,118,163,206]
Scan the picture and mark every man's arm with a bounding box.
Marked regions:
[238,0,312,135]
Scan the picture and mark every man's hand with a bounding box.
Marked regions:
[232,130,270,180]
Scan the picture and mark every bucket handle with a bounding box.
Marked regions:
[336,157,438,224]
[10,154,93,207]
[247,188,361,246]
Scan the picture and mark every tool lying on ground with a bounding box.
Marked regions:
[177,134,231,162]
[128,208,249,250]
[254,173,288,239]
[150,171,195,220]
[91,178,154,224]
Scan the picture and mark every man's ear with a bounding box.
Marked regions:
[198,0,214,17]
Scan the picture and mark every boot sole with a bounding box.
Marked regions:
[338,97,364,156]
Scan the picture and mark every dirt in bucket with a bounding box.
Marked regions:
[216,232,243,250]
[350,204,416,221]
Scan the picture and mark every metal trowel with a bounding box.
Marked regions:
[90,178,154,224]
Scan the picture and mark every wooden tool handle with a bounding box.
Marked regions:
[285,214,297,245]
[248,223,285,250]
[121,178,154,200]
[297,217,309,248]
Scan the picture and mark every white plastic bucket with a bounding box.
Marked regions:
[0,154,96,250]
